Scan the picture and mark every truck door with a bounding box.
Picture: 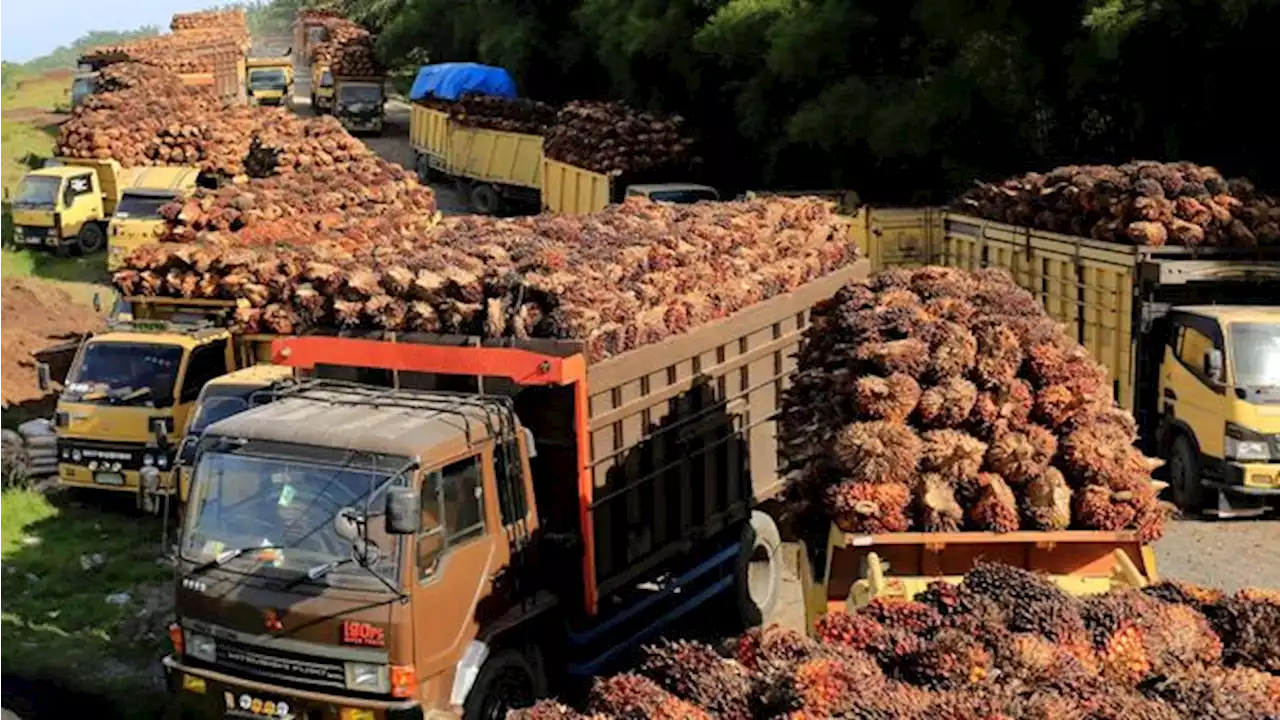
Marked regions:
[61,172,101,235]
[176,337,236,438]
[410,449,513,695]
[1161,317,1228,461]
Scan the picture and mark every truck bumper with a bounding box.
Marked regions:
[13,226,70,251]
[1205,460,1280,496]
[164,656,434,720]
[58,463,177,494]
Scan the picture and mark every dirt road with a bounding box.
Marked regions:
[290,66,469,215]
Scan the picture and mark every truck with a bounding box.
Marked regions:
[106,165,203,271]
[9,158,130,256]
[333,75,386,134]
[310,63,334,114]
[247,56,294,107]
[540,158,720,215]
[45,297,277,502]
[408,63,542,214]
[162,257,871,719]
[854,209,1280,517]
[174,364,295,503]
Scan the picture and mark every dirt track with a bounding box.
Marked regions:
[1,278,102,408]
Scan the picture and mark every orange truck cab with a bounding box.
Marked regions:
[163,257,868,719]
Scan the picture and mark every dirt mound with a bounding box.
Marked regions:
[2,278,102,407]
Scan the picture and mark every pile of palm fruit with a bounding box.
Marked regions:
[778,267,1169,541]
[512,565,1280,719]
[956,161,1280,247]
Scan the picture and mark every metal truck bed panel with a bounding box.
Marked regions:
[409,105,450,162]
[541,158,610,215]
[446,126,543,189]
[584,259,870,597]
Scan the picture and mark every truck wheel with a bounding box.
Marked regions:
[75,223,106,255]
[463,649,542,720]
[732,510,782,628]
[1169,434,1204,511]
[470,184,502,216]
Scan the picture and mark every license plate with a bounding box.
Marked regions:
[25,236,43,245]
[94,472,125,486]
[223,691,295,719]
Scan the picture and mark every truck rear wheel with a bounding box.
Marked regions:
[1169,434,1204,511]
[75,223,105,255]
[464,649,541,720]
[470,184,502,215]
[732,510,782,627]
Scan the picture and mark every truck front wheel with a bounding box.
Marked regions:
[464,649,541,720]
[75,223,106,255]
[1169,434,1204,511]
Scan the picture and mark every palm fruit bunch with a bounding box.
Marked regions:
[523,564,1277,720]
[955,161,1280,247]
[779,266,1169,539]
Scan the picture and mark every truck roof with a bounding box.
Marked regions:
[247,56,291,67]
[202,364,294,388]
[122,166,200,193]
[88,331,205,349]
[204,383,494,462]
[1173,305,1280,323]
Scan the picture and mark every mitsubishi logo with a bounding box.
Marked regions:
[264,609,284,632]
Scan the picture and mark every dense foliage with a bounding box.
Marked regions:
[340,0,1280,201]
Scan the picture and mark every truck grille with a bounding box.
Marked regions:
[216,638,347,690]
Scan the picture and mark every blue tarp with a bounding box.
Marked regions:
[409,63,517,102]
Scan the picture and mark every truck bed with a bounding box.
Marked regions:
[270,257,872,613]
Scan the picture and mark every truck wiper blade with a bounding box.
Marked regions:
[278,557,353,593]
[187,544,286,576]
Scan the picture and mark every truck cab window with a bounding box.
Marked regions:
[417,455,485,579]
[1177,326,1217,383]
[180,340,230,402]
[64,174,92,206]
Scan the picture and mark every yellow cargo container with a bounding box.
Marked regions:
[447,126,543,189]
[540,157,611,215]
[409,104,452,174]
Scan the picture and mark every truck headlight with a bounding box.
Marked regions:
[344,662,389,693]
[143,454,156,467]
[184,631,217,663]
[1225,423,1272,462]
[72,449,83,463]
[157,455,169,469]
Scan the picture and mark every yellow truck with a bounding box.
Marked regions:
[856,209,1280,516]
[310,63,334,113]
[174,364,294,503]
[332,75,386,134]
[44,297,277,503]
[9,158,129,256]
[246,56,294,106]
[107,166,202,271]
[540,158,719,214]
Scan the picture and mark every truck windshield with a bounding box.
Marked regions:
[640,188,720,204]
[1231,322,1280,388]
[340,85,383,106]
[249,69,288,90]
[319,70,333,88]
[71,76,97,106]
[64,342,182,407]
[115,192,175,219]
[12,176,60,208]
[182,452,399,585]
[188,394,252,436]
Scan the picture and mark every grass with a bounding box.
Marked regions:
[1,73,72,117]
[1,488,171,716]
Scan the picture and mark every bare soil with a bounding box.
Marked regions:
[1,278,102,407]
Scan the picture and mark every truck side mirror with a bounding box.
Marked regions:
[385,487,421,535]
[151,418,170,451]
[1204,349,1224,384]
[36,363,52,392]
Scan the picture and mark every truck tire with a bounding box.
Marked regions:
[470,184,502,216]
[1169,434,1204,511]
[463,649,542,720]
[75,223,105,255]
[732,510,782,628]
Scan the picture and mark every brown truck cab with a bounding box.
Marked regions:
[164,258,868,719]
